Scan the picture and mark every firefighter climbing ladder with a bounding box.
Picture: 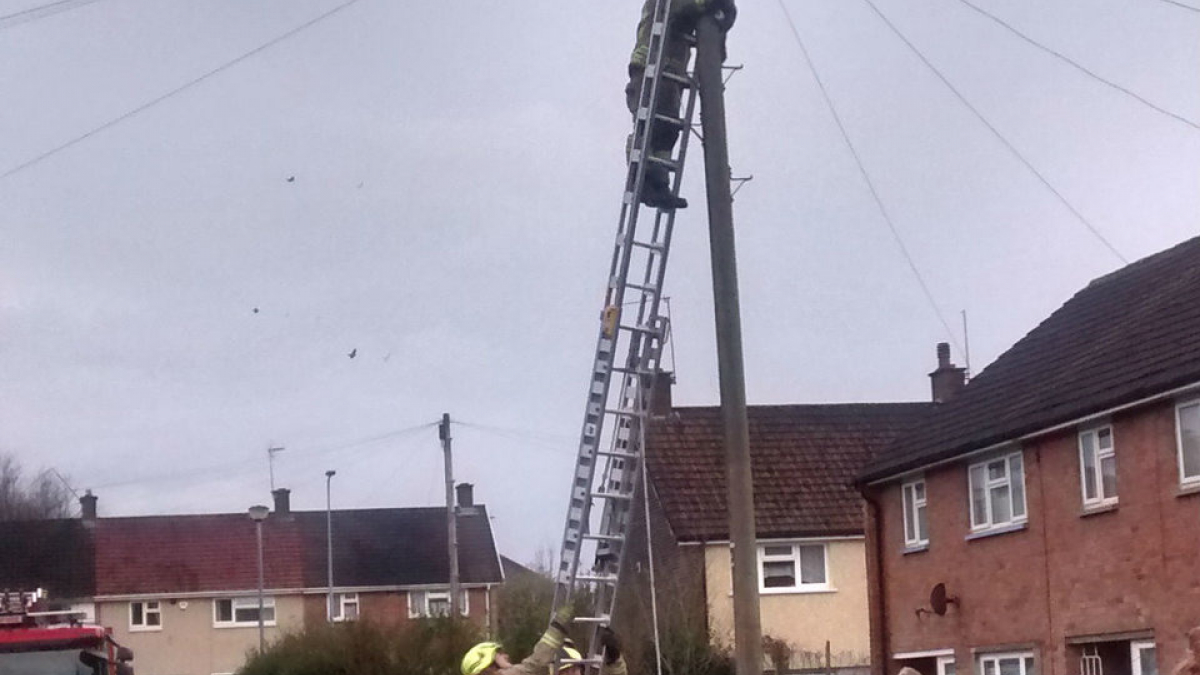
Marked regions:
[551,0,700,670]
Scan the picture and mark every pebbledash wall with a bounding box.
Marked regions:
[865,398,1200,675]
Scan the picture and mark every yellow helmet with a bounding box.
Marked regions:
[552,641,584,673]
[462,642,503,675]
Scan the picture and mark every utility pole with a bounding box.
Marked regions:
[325,469,336,621]
[439,413,460,618]
[695,13,763,675]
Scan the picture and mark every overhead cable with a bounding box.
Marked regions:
[860,0,1128,264]
[774,0,966,357]
[951,0,1200,131]
[0,0,104,31]
[1154,0,1200,13]
[1,0,364,182]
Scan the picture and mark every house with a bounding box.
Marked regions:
[856,236,1200,675]
[618,373,930,671]
[0,484,505,675]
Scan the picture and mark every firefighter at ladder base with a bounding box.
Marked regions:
[627,0,737,210]
[461,605,630,675]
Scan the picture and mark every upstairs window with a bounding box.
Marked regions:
[980,653,1036,675]
[968,452,1027,532]
[902,479,929,548]
[214,597,275,627]
[1176,400,1200,487]
[129,600,161,631]
[407,590,468,618]
[757,543,829,593]
[331,592,359,622]
[1079,426,1118,507]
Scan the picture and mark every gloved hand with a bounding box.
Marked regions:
[550,604,574,633]
[714,1,736,31]
[599,627,622,665]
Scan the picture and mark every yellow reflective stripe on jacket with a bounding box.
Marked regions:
[497,625,567,675]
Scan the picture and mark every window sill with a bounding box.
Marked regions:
[965,522,1028,541]
[128,626,163,633]
[903,543,929,555]
[1177,482,1200,497]
[758,586,837,596]
[1080,502,1118,517]
[214,622,277,629]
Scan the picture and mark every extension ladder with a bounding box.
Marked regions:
[550,0,700,670]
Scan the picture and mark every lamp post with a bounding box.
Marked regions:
[325,469,336,622]
[248,504,270,653]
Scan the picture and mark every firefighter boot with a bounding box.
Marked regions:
[640,166,687,210]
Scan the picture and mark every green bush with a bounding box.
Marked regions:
[238,617,482,675]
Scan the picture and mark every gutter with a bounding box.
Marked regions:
[862,377,1200,485]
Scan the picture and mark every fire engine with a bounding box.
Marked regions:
[0,590,133,675]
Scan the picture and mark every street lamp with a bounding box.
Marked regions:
[248,504,270,653]
[325,470,336,622]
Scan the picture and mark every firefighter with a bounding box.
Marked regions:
[550,629,628,675]
[461,605,574,675]
[626,0,737,210]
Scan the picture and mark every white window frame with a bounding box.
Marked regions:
[978,652,1036,675]
[213,597,276,628]
[937,656,956,675]
[968,451,1028,532]
[1175,400,1200,487]
[902,479,929,548]
[756,542,831,594]
[331,592,359,622]
[1079,425,1118,507]
[407,589,469,618]
[1131,641,1157,675]
[129,600,162,632]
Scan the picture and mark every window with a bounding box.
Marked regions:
[1176,400,1200,486]
[1131,642,1157,675]
[757,543,829,593]
[129,600,161,631]
[902,479,929,547]
[937,657,956,675]
[331,593,359,622]
[407,590,469,618]
[1079,426,1118,507]
[968,452,1027,531]
[979,653,1036,675]
[213,597,275,627]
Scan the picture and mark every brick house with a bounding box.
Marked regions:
[618,375,929,671]
[856,236,1200,675]
[0,485,504,675]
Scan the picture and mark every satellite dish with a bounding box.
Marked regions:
[930,583,958,616]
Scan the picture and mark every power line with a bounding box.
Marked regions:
[951,0,1200,131]
[1154,0,1200,13]
[0,0,105,30]
[1,0,364,182]
[774,0,966,358]
[860,0,1128,264]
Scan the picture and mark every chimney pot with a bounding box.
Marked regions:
[649,370,675,417]
[929,343,967,404]
[272,488,291,516]
[80,490,97,520]
[456,483,474,508]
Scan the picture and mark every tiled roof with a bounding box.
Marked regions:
[94,514,306,596]
[295,507,503,588]
[860,235,1200,484]
[0,519,94,599]
[646,403,930,541]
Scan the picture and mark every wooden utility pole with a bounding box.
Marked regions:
[695,12,763,675]
[439,413,460,617]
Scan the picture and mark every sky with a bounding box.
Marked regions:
[0,0,1196,566]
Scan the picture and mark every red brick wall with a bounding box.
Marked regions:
[868,400,1200,675]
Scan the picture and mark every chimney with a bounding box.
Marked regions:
[456,483,474,508]
[649,370,675,417]
[272,488,291,516]
[929,342,966,403]
[79,490,97,520]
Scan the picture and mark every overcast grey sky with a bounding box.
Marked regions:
[1,0,1196,564]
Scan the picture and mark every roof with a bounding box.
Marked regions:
[646,403,931,541]
[295,507,503,588]
[2,505,503,598]
[860,235,1200,484]
[0,519,94,599]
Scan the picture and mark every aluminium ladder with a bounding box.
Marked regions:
[550,0,700,671]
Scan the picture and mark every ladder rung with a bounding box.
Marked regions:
[604,407,644,419]
[576,574,619,584]
[597,449,640,460]
[653,112,686,129]
[563,657,606,667]
[624,282,659,294]
[617,322,657,335]
[573,615,611,624]
[647,154,681,173]
[591,490,633,501]
[583,533,625,543]
[631,238,666,253]
[660,70,695,88]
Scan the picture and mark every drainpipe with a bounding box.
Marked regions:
[862,491,889,675]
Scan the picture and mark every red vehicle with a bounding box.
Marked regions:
[0,591,133,675]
